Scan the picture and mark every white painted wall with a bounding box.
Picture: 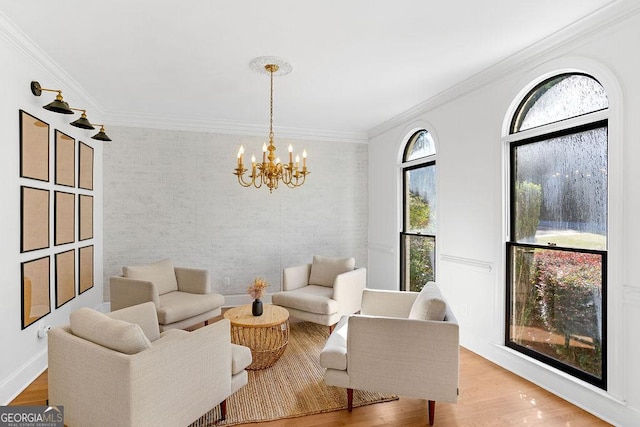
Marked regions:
[102,126,368,303]
[0,30,104,403]
[368,8,640,426]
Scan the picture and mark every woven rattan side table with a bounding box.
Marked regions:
[223,304,290,370]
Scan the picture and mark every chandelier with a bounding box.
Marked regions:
[234,57,309,193]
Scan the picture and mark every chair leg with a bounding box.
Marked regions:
[220,399,227,421]
[428,400,435,425]
[347,388,353,412]
[204,320,209,326]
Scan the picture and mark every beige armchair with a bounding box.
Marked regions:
[48,302,252,427]
[110,258,224,331]
[320,283,459,425]
[271,255,367,330]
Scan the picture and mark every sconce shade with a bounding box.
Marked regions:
[43,98,74,114]
[91,125,112,142]
[70,113,95,130]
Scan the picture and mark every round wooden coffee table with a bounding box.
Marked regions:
[223,304,290,370]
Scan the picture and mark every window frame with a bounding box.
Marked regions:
[400,129,437,292]
[505,74,608,389]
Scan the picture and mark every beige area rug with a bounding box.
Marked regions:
[191,321,397,426]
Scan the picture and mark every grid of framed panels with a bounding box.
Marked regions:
[19,110,95,329]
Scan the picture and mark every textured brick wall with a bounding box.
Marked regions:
[103,126,368,300]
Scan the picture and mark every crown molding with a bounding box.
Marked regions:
[368,0,640,139]
[106,111,369,144]
[0,11,106,118]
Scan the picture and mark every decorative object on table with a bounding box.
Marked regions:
[233,56,309,193]
[248,277,269,316]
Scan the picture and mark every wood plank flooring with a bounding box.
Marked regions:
[10,323,611,426]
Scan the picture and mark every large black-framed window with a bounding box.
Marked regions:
[506,73,608,389]
[401,130,436,292]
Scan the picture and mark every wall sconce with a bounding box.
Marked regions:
[30,81,73,114]
[91,125,112,142]
[69,108,95,129]
[31,80,113,141]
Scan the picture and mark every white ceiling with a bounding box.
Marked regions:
[0,0,620,140]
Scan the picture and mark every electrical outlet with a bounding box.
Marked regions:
[223,276,230,287]
[37,324,51,338]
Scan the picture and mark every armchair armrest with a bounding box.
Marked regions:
[347,314,459,402]
[332,268,367,315]
[132,319,233,423]
[110,276,160,311]
[360,289,418,318]
[175,267,211,294]
[282,264,311,291]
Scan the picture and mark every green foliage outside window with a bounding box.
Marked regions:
[408,192,434,292]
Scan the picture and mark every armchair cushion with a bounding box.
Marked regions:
[106,301,161,342]
[123,258,178,295]
[70,308,151,354]
[157,291,225,325]
[272,285,337,314]
[408,282,447,321]
[309,255,355,287]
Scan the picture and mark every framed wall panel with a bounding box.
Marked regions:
[21,186,50,253]
[55,191,75,246]
[21,256,50,329]
[79,245,94,294]
[20,110,49,182]
[79,194,93,241]
[55,249,75,308]
[55,130,75,187]
[79,141,94,190]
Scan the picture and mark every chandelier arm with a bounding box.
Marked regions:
[236,174,253,187]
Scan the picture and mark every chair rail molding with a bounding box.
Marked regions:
[440,254,493,273]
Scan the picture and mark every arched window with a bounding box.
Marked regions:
[506,73,608,389]
[401,130,436,291]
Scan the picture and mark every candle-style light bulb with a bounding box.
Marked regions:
[237,145,244,166]
[288,144,293,163]
[302,149,307,168]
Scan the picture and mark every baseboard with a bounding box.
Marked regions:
[0,348,47,405]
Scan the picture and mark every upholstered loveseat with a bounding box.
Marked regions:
[48,302,251,427]
[320,282,459,425]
